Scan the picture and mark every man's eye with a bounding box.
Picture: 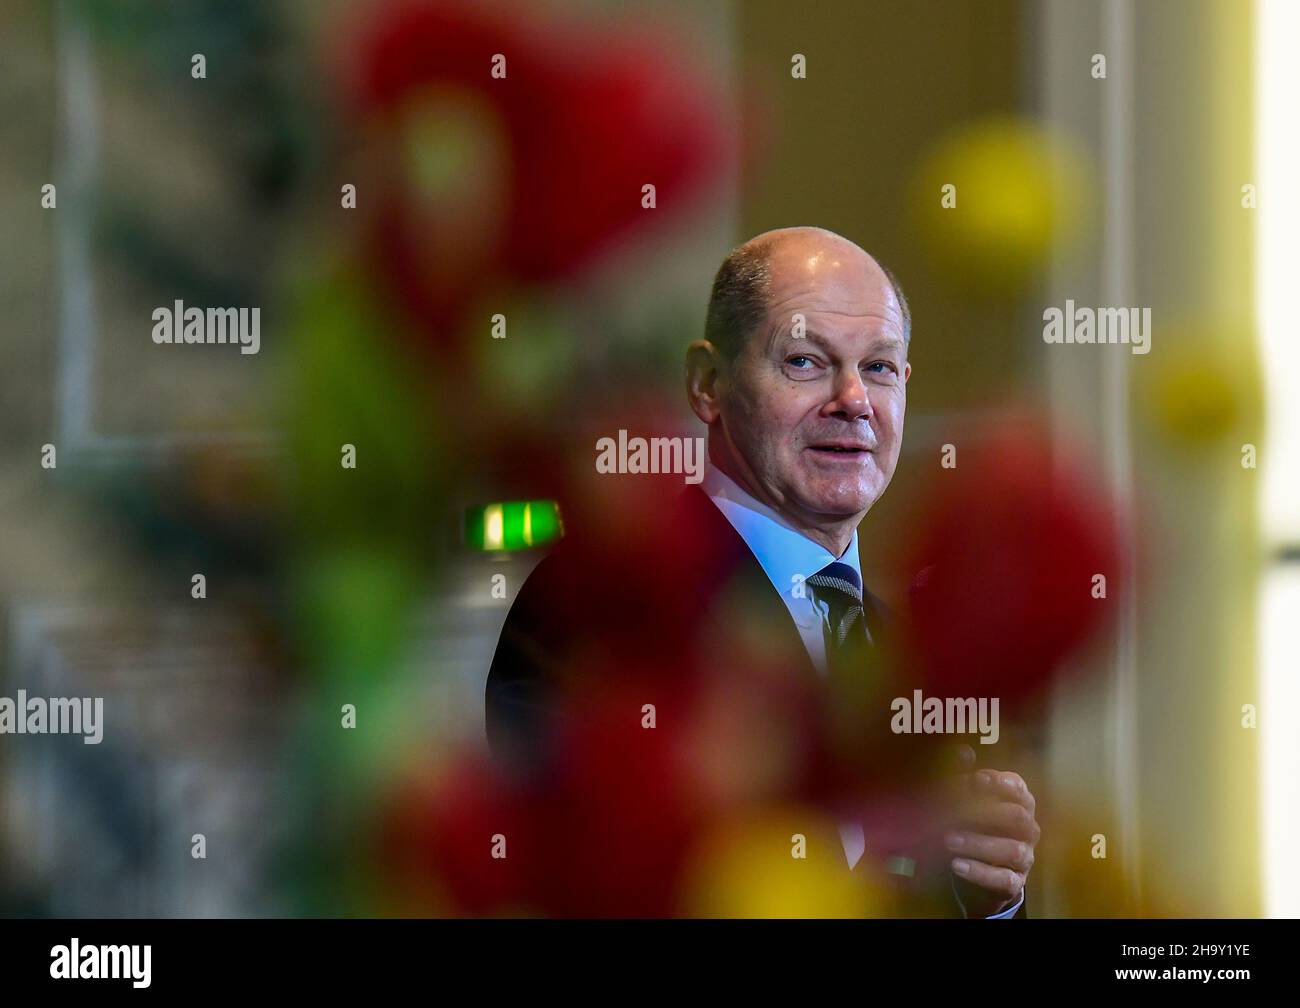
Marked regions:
[787,356,814,369]
[866,361,898,375]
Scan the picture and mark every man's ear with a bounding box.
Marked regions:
[685,339,724,424]
[904,361,912,383]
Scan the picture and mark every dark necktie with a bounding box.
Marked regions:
[806,560,883,792]
[806,561,873,658]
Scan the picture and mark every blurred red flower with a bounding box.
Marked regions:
[902,421,1123,711]
[379,753,532,915]
[342,0,733,347]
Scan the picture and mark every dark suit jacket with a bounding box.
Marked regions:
[486,484,886,757]
[484,483,1026,918]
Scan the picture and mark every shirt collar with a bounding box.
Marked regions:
[700,464,861,601]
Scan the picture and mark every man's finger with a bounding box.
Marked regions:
[957,799,1041,843]
[945,831,1035,873]
[950,857,1025,900]
[973,769,1035,812]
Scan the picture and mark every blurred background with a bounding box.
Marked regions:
[0,0,1295,917]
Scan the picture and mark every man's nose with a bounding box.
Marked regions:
[822,367,873,421]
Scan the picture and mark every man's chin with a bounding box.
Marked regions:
[793,486,878,524]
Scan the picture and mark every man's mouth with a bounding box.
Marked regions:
[807,442,872,454]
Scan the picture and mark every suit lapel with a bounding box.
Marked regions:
[676,485,820,679]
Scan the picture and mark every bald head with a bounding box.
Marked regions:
[704,227,911,361]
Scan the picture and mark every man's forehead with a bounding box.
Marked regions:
[764,279,906,338]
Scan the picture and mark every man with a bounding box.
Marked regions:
[486,226,1037,918]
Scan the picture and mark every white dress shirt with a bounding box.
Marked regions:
[699,464,1024,918]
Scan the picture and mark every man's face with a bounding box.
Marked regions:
[715,239,910,532]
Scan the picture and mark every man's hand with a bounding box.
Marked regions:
[945,745,1039,918]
